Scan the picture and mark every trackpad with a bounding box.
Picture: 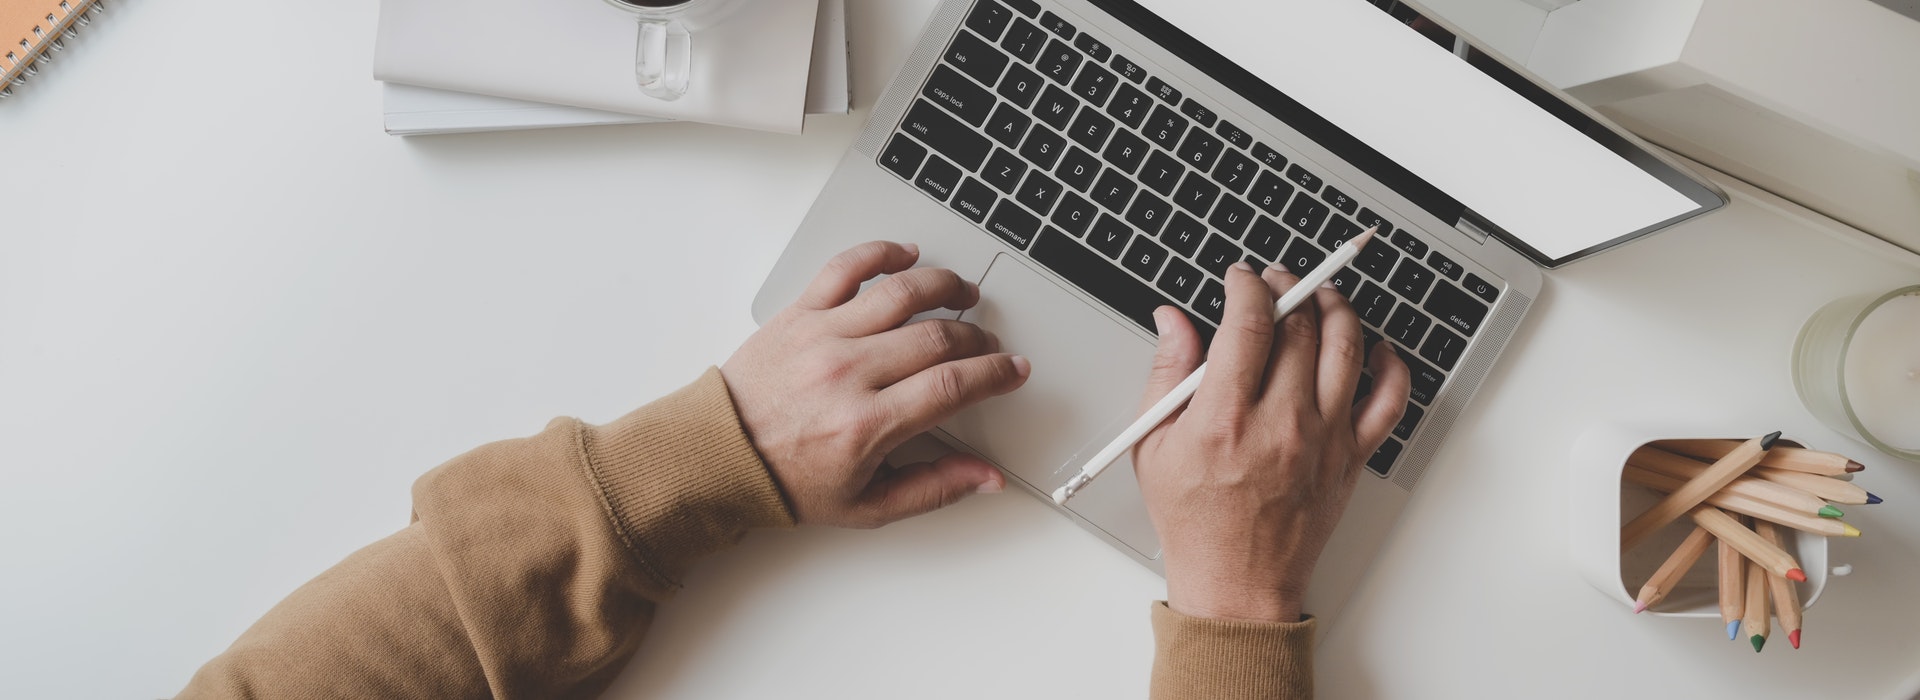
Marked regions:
[945,254,1163,558]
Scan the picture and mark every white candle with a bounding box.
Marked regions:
[1844,291,1920,450]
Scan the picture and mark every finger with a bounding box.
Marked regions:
[831,267,980,337]
[859,319,1000,387]
[851,453,1005,527]
[1137,306,1204,415]
[1195,263,1275,410]
[1309,284,1366,422]
[877,353,1031,444]
[1260,267,1321,411]
[1351,343,1412,454]
[795,241,921,310]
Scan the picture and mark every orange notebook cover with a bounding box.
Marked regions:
[3,0,102,99]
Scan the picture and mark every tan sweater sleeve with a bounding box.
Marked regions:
[1150,602,1316,700]
[177,368,794,699]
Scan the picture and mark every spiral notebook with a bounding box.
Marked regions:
[1,0,103,100]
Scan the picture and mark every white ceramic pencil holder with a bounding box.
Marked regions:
[1570,423,1828,617]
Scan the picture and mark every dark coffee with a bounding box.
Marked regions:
[612,0,694,6]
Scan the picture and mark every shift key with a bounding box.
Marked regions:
[902,100,991,171]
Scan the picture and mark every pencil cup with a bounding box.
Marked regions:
[1570,423,1828,617]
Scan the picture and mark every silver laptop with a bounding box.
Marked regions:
[753,0,1723,622]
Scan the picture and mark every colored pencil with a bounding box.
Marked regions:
[1688,505,1806,582]
[1622,432,1781,549]
[1755,521,1806,649]
[1752,467,1881,506]
[1622,467,1859,537]
[1657,439,1863,476]
[1633,526,1714,613]
[1631,449,1840,517]
[1718,537,1745,641]
[1744,555,1771,652]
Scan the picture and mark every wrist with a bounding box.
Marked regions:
[1165,575,1303,623]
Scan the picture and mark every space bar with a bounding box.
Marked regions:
[1028,230,1176,335]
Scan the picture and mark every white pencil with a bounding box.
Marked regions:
[1051,227,1378,504]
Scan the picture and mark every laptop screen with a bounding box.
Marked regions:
[1107,0,1723,267]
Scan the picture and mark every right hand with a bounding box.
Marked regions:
[1131,263,1410,623]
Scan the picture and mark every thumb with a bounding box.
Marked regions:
[855,453,1005,526]
[1139,306,1205,414]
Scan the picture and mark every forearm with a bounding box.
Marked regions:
[1149,602,1316,700]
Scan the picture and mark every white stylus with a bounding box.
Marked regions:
[1050,227,1378,505]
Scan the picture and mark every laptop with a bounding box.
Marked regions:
[752,0,1725,623]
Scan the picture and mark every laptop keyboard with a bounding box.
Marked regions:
[876,0,1502,476]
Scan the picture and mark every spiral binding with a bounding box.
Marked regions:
[2,0,105,100]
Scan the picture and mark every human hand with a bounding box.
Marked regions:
[722,241,1030,528]
[1132,263,1410,623]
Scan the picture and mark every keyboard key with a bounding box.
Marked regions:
[946,31,1010,86]
[944,176,992,221]
[1179,98,1218,127]
[1139,151,1185,195]
[1015,171,1063,215]
[1156,257,1204,303]
[1071,63,1118,105]
[965,0,1014,41]
[1090,168,1137,214]
[1216,120,1253,149]
[902,100,991,170]
[1143,105,1189,151]
[1356,242,1401,281]
[1160,211,1207,256]
[1068,106,1116,151]
[1033,86,1078,131]
[1193,279,1228,323]
[1424,282,1489,336]
[982,149,1027,193]
[1210,150,1257,195]
[1393,403,1424,440]
[1036,39,1082,85]
[984,103,1032,148]
[1018,125,1066,169]
[1172,172,1221,217]
[1101,129,1150,174]
[1207,197,1255,239]
[1352,282,1395,327]
[1195,234,1242,277]
[1366,438,1402,476]
[917,158,966,205]
[1285,163,1324,193]
[1072,33,1112,62]
[985,200,1041,249]
[1428,250,1463,280]
[1318,215,1362,250]
[1056,147,1100,191]
[1463,273,1500,303]
[1383,303,1431,346]
[1145,76,1181,104]
[1122,235,1168,279]
[1051,192,1097,236]
[1105,84,1153,128]
[1398,349,1445,405]
[997,63,1044,109]
[1176,127,1225,171]
[1244,217,1289,261]
[1390,229,1430,258]
[999,17,1047,62]
[1038,11,1075,39]
[1125,191,1173,235]
[1322,185,1358,214]
[880,135,927,180]
[1418,326,1466,370]
[1110,54,1146,83]
[1030,229,1198,337]
[923,65,994,125]
[1387,261,1435,302]
[1252,142,1287,169]
[1279,237,1327,277]
[1329,268,1361,298]
[1005,0,1039,16]
[1248,170,1292,215]
[1088,213,1132,258]
[1281,194,1330,236]
[1356,207,1394,237]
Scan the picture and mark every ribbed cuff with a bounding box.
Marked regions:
[1150,601,1315,700]
[580,368,796,595]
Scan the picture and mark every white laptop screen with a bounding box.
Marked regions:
[1115,0,1720,266]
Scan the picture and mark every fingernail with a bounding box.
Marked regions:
[1011,355,1031,377]
[1152,307,1169,334]
[1232,261,1255,273]
[1320,281,1337,290]
[901,243,920,257]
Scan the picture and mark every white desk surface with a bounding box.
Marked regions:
[3,1,1918,698]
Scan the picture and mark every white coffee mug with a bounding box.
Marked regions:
[601,0,745,100]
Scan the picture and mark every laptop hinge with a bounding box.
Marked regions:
[1454,214,1491,244]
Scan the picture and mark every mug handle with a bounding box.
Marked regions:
[634,18,691,100]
